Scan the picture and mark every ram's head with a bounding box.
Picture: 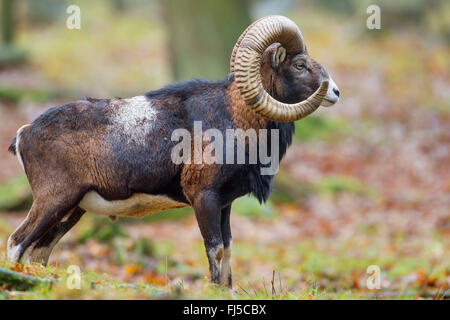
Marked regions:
[231,15,340,122]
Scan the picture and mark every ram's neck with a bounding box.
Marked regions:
[226,77,295,161]
[226,80,268,131]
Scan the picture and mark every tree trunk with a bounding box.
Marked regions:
[161,0,251,81]
[1,0,14,44]
[0,0,26,67]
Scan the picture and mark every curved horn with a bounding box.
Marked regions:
[233,15,328,122]
[230,17,265,73]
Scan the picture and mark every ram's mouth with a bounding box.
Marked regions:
[321,98,338,107]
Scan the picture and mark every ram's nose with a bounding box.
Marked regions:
[333,87,340,97]
[321,77,340,107]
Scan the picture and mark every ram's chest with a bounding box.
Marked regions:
[79,191,189,217]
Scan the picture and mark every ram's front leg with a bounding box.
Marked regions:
[221,205,232,288]
[192,190,224,284]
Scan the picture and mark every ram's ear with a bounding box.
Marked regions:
[270,45,287,70]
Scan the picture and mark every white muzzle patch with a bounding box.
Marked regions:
[321,77,340,107]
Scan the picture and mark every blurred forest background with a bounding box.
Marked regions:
[0,0,448,299]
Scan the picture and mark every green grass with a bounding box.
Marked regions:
[313,175,376,197]
[232,196,277,219]
[0,84,66,103]
[76,216,128,244]
[139,207,193,223]
[294,116,349,142]
[0,45,27,67]
[0,175,32,211]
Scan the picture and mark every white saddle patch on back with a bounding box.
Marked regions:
[79,191,188,217]
[109,95,157,145]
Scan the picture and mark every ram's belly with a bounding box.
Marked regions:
[79,191,188,217]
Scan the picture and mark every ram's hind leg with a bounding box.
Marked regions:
[22,207,85,264]
[7,195,85,265]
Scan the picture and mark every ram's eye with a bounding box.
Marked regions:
[295,63,305,70]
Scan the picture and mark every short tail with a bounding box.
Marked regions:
[9,124,31,159]
[8,135,17,155]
